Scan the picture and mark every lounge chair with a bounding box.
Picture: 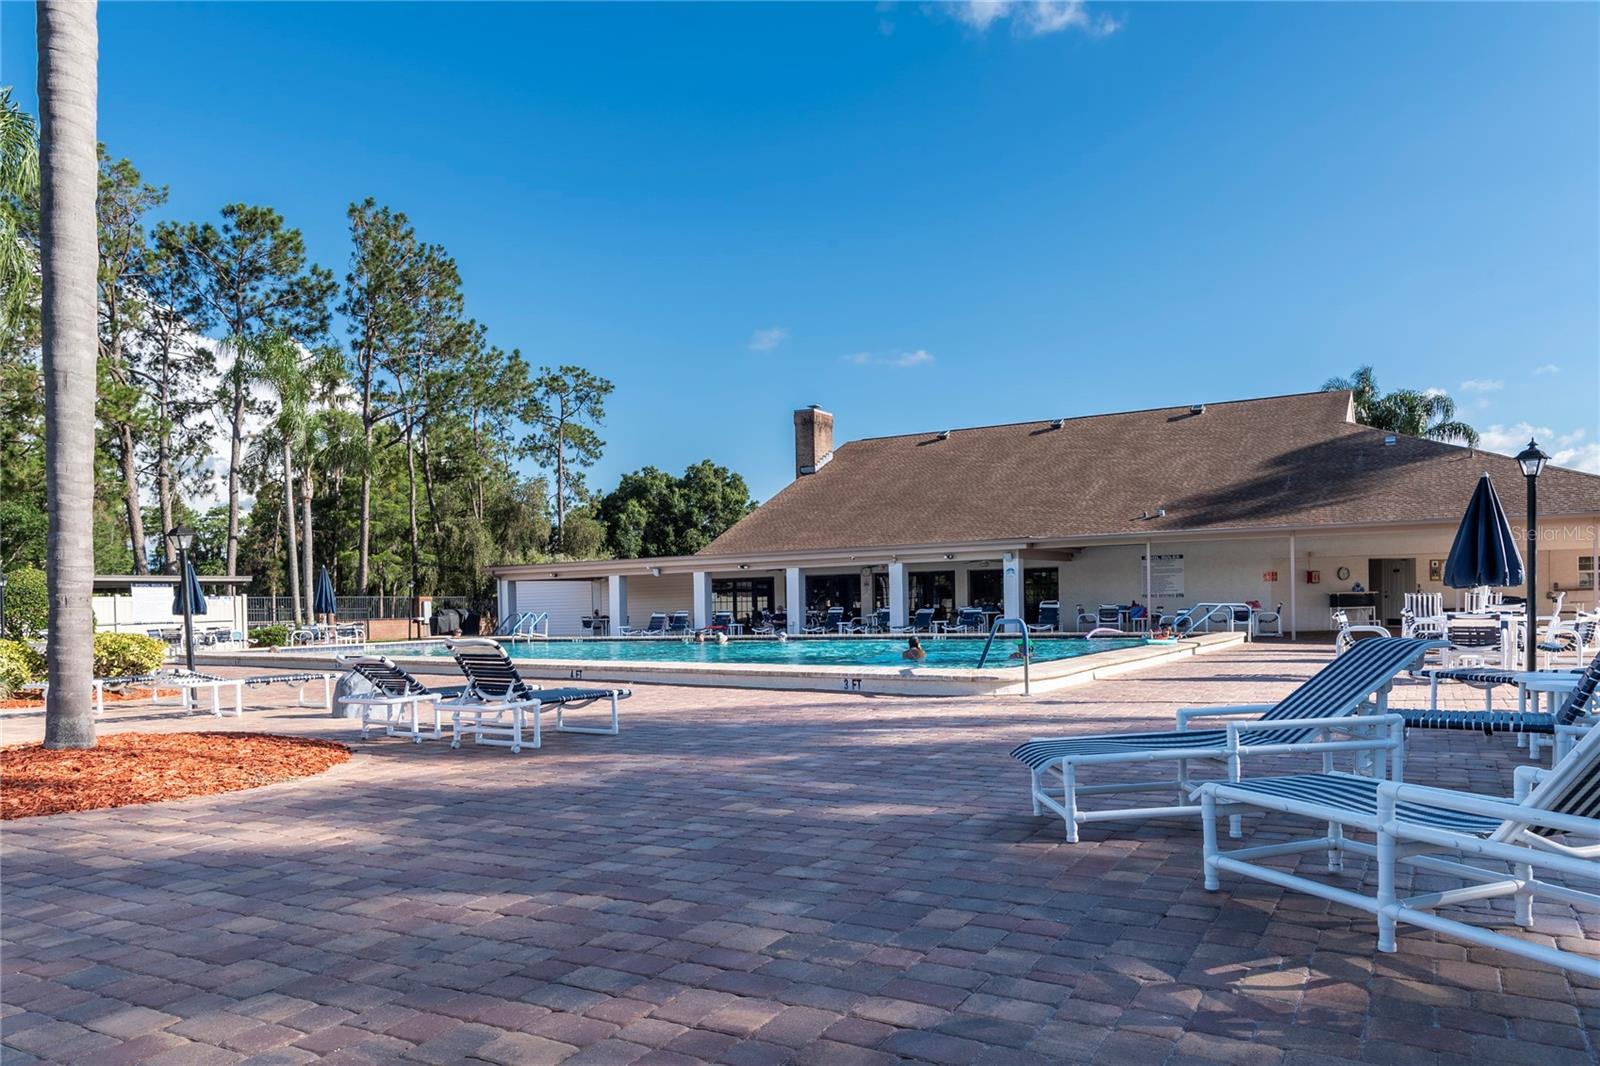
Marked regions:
[1540,619,1598,669]
[1096,604,1123,628]
[805,606,846,634]
[1196,718,1600,978]
[1010,637,1444,842]
[620,612,667,636]
[1028,601,1060,633]
[952,607,987,633]
[1333,609,1392,655]
[1072,603,1095,631]
[665,610,693,637]
[1402,652,1600,761]
[446,637,629,752]
[338,654,467,742]
[865,607,892,633]
[707,610,735,634]
[891,607,935,634]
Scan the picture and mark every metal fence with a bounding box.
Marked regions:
[247,595,416,626]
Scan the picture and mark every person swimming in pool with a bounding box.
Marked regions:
[903,636,927,662]
[1008,639,1029,661]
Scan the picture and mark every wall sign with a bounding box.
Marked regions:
[1146,553,1185,598]
[1262,571,1278,583]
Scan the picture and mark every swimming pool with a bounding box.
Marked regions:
[416,635,1146,669]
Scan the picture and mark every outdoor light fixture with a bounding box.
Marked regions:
[1516,438,1550,673]
[166,525,199,672]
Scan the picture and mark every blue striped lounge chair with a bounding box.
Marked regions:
[1028,601,1061,633]
[1402,651,1600,761]
[1196,715,1600,978]
[707,610,735,633]
[445,638,629,752]
[1010,637,1445,842]
[953,607,987,633]
[891,607,935,634]
[665,611,693,636]
[805,606,846,634]
[621,612,668,636]
[338,654,467,742]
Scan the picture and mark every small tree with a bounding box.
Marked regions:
[1322,366,1478,446]
[521,365,612,547]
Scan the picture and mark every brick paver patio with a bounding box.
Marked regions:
[2,642,1596,1065]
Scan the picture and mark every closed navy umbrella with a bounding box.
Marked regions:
[172,560,208,616]
[314,566,337,619]
[1444,473,1524,590]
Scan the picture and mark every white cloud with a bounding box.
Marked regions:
[846,349,935,369]
[1480,423,1600,474]
[747,327,789,352]
[1535,364,1560,376]
[1459,378,1504,393]
[939,1,1118,38]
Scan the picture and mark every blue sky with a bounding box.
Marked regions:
[4,1,1597,501]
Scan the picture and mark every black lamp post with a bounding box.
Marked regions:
[1515,439,1550,673]
[167,524,198,673]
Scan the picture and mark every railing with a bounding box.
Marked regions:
[1171,603,1254,639]
[977,616,1033,694]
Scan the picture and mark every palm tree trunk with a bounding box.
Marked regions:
[38,0,98,750]
[282,441,301,626]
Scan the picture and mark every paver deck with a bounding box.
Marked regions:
[2,642,1596,1065]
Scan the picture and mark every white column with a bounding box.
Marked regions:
[888,562,908,628]
[785,567,804,634]
[608,574,628,633]
[954,567,970,609]
[1144,542,1152,608]
[1288,533,1297,640]
[1002,552,1023,622]
[692,571,714,630]
[859,570,874,617]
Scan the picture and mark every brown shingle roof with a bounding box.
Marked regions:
[699,391,1600,557]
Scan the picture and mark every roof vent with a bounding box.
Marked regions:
[1050,418,1065,430]
[1156,508,1167,518]
[1383,435,1397,446]
[936,430,951,440]
[1190,403,1205,415]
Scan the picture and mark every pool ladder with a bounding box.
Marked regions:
[977,616,1032,695]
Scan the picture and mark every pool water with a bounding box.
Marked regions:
[412,635,1146,670]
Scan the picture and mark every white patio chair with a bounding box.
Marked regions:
[1251,602,1284,638]
[337,654,466,742]
[1333,609,1391,656]
[1442,616,1509,669]
[1010,638,1444,843]
[1196,721,1600,978]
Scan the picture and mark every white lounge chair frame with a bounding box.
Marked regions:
[444,638,626,753]
[1013,638,1444,842]
[1198,725,1600,978]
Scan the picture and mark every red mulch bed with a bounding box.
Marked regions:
[0,732,351,819]
[0,687,171,710]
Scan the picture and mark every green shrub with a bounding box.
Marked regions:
[92,632,169,678]
[0,641,39,698]
[250,624,290,648]
[2,567,47,638]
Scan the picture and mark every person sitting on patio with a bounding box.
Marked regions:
[903,636,926,661]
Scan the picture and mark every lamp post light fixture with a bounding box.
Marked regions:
[1515,439,1550,673]
[167,524,198,673]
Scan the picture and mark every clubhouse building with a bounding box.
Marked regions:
[489,391,1600,638]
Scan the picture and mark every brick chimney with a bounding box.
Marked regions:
[793,405,834,478]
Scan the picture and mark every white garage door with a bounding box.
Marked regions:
[513,580,600,636]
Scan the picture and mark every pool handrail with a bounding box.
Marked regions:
[977,616,1033,694]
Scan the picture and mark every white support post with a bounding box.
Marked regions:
[691,571,713,630]
[1288,533,1297,640]
[860,570,874,617]
[954,567,970,611]
[608,574,628,633]
[1144,542,1152,608]
[888,562,908,629]
[1002,552,1023,623]
[785,567,804,635]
